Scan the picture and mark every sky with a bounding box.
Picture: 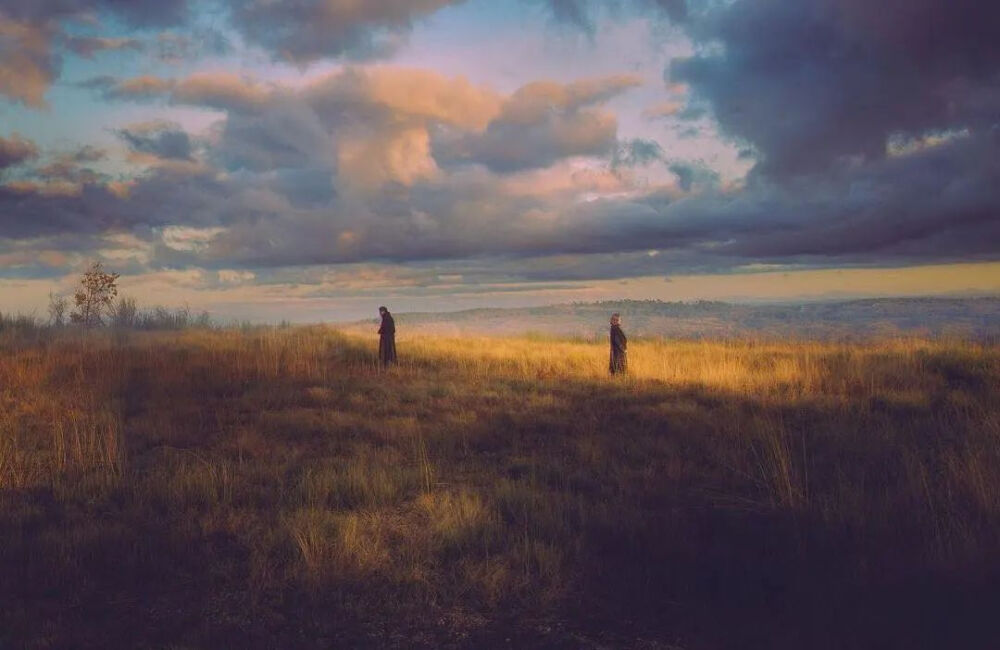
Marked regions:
[1,0,998,322]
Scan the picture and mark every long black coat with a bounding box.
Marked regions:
[609,324,627,374]
[379,313,397,366]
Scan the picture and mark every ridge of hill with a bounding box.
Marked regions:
[377,296,1000,340]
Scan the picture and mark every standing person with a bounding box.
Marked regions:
[378,306,397,367]
[609,313,627,375]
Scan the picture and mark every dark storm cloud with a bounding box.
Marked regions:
[669,0,1000,178]
[0,134,39,171]
[120,166,252,230]
[0,135,227,242]
[642,0,1000,265]
[0,158,236,248]
[632,131,1000,266]
[717,132,1000,262]
[0,182,127,238]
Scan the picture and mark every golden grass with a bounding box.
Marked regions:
[1,326,998,648]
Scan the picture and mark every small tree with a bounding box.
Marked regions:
[47,292,68,327]
[70,262,120,328]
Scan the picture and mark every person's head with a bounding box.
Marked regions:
[379,306,388,315]
[610,313,621,326]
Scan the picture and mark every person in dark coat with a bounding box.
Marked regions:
[609,313,627,375]
[378,306,397,367]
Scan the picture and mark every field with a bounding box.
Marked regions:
[1,326,999,648]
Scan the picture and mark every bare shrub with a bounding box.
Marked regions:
[47,292,68,327]
[109,296,139,329]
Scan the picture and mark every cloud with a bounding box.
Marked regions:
[116,121,194,161]
[81,70,271,111]
[64,35,142,57]
[79,64,496,198]
[667,160,717,191]
[36,145,107,184]
[500,75,643,123]
[0,181,130,237]
[611,138,664,170]
[0,133,39,171]
[167,129,998,270]
[172,72,271,111]
[0,1,188,105]
[227,0,465,62]
[161,225,225,252]
[669,0,1000,177]
[540,0,688,33]
[4,3,999,292]
[218,268,255,284]
[69,144,106,163]
[211,100,332,175]
[2,128,998,285]
[306,66,502,131]
[0,13,58,107]
[153,29,231,64]
[544,0,594,33]
[3,129,995,278]
[0,1,189,28]
[192,66,503,190]
[713,132,1000,262]
[97,0,189,27]
[5,0,463,107]
[91,74,173,100]
[641,101,682,120]
[433,75,641,172]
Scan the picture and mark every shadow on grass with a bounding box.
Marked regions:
[483,379,1000,650]
[1,333,998,649]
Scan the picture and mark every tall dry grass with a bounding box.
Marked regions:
[1,326,998,648]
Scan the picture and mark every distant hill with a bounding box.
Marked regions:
[376,297,1000,340]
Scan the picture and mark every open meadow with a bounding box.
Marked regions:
[1,325,999,648]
